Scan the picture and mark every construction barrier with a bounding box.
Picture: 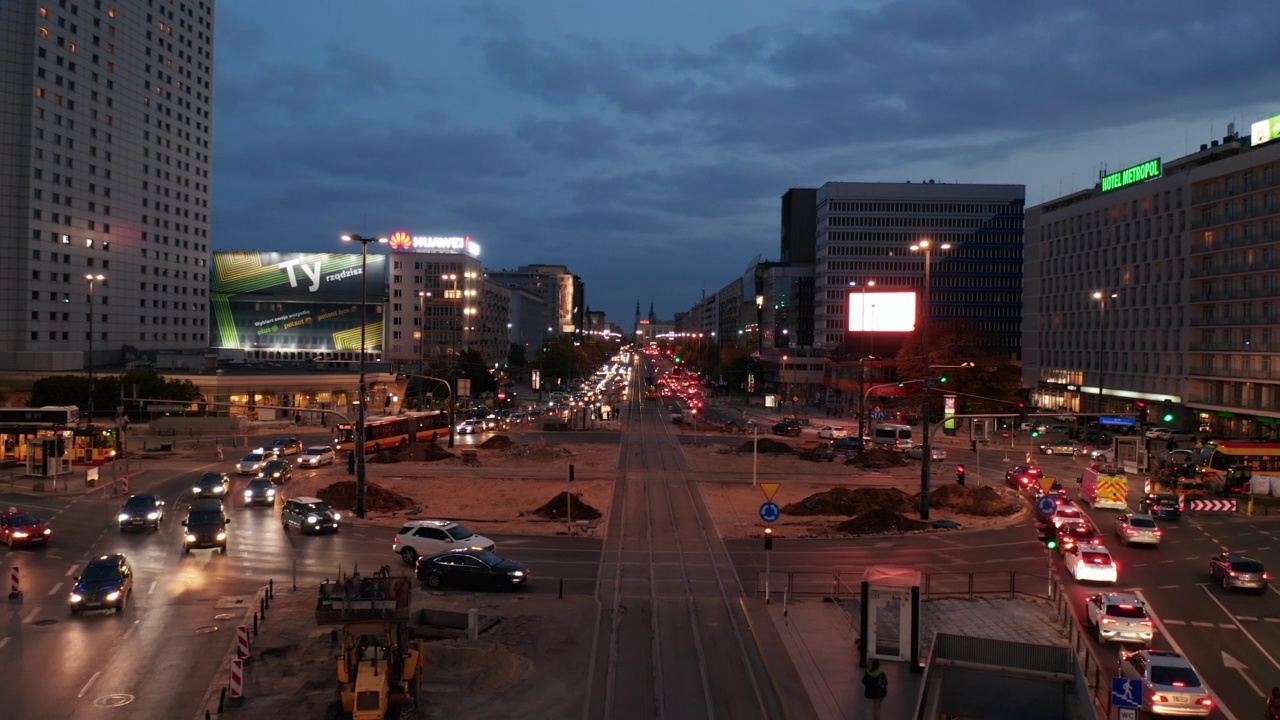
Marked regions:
[120,475,129,494]
[236,625,250,658]
[1187,499,1237,512]
[229,658,243,699]
[8,566,20,598]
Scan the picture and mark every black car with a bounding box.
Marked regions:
[259,459,293,485]
[415,549,530,590]
[193,471,231,499]
[118,494,165,531]
[1138,493,1182,520]
[281,496,340,534]
[69,553,134,614]
[242,478,277,507]
[772,419,803,437]
[831,436,865,451]
[183,499,229,553]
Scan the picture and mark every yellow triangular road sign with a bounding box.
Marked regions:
[761,482,781,502]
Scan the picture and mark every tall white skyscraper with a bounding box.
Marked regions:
[0,0,215,371]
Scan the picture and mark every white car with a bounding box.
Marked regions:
[392,519,495,564]
[1114,513,1163,546]
[235,449,270,476]
[456,419,481,435]
[1064,545,1117,584]
[1144,427,1175,440]
[296,446,336,467]
[1118,649,1214,716]
[1085,592,1154,644]
[817,426,848,439]
[905,445,948,461]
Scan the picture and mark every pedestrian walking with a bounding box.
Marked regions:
[216,442,224,463]
[294,412,302,427]
[861,659,888,719]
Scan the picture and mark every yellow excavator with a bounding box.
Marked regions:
[317,568,422,719]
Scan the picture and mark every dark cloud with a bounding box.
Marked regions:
[514,115,625,162]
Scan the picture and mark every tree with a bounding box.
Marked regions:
[456,349,497,395]
[711,345,752,395]
[895,321,1021,416]
[30,370,202,417]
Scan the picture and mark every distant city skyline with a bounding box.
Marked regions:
[212,1,1280,324]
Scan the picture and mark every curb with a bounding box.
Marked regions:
[738,596,821,720]
[191,584,269,720]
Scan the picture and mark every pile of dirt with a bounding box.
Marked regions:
[530,491,602,521]
[369,442,456,463]
[419,639,533,694]
[479,435,514,450]
[781,487,915,517]
[504,442,574,461]
[316,481,418,513]
[951,486,1024,517]
[733,438,794,454]
[834,508,930,535]
[928,483,972,509]
[845,447,911,468]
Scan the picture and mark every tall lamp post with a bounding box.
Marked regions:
[1092,291,1117,415]
[910,238,951,521]
[850,279,876,431]
[417,290,432,378]
[85,273,105,422]
[340,233,388,519]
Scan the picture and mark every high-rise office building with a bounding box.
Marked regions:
[0,0,215,371]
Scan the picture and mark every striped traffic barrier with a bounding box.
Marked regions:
[120,475,129,494]
[229,658,243,700]
[236,625,250,658]
[1187,499,1237,513]
[8,566,20,598]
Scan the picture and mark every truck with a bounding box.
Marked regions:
[1079,466,1128,510]
[1144,462,1209,503]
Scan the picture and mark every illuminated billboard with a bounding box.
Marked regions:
[1253,114,1280,146]
[211,251,387,353]
[386,231,481,257]
[558,274,575,332]
[1100,158,1161,193]
[847,291,917,332]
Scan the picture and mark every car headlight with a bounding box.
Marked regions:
[508,570,525,577]
[146,512,159,520]
[332,512,340,521]
[216,531,227,541]
[42,529,50,535]
[105,591,121,602]
[213,486,225,494]
[244,491,254,500]
[185,534,197,542]
[193,485,202,493]
[118,513,130,522]
[306,515,318,524]
[70,593,84,603]
[12,531,28,538]
[266,489,275,497]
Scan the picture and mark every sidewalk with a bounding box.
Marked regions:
[766,598,921,720]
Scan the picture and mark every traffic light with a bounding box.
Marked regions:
[1031,428,1040,438]
[1017,403,1028,423]
[1045,537,1058,550]
[346,452,355,475]
[764,526,774,551]
[1136,401,1148,423]
[1162,398,1174,423]
[955,464,966,485]
[898,381,906,388]
[938,375,948,384]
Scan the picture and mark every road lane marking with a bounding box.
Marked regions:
[1238,616,1259,621]
[1190,621,1216,627]
[123,620,140,639]
[1184,556,1201,561]
[65,565,78,577]
[1132,589,1239,720]
[24,608,39,623]
[1257,547,1272,551]
[78,671,101,698]
[0,637,9,650]
[1198,583,1280,672]
[47,582,62,596]
[1163,619,1187,625]
[148,580,157,595]
[1220,623,1239,629]
[1158,584,1180,589]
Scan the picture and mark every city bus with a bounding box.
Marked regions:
[334,411,451,454]
[1197,440,1280,491]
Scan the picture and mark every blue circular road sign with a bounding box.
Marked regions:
[1037,496,1058,516]
[759,501,781,523]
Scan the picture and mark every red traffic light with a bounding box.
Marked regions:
[955,464,965,473]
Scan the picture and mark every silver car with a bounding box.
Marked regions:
[1086,592,1155,645]
[236,449,270,475]
[1118,649,1214,716]
[1209,554,1270,591]
[1114,513,1163,547]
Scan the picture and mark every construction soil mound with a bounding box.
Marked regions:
[782,487,915,517]
[531,491,602,521]
[369,441,456,463]
[846,447,911,468]
[951,486,1024,517]
[316,481,418,513]
[419,639,533,695]
[733,438,794,454]
[479,435,514,450]
[504,442,574,461]
[834,508,930,535]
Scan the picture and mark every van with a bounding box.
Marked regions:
[870,423,913,450]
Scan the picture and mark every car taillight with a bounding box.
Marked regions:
[1197,697,1214,707]
[1139,620,1153,626]
[393,537,400,545]
[1229,570,1238,577]
[1151,692,1168,703]
[1101,618,1116,624]
[1264,572,1272,580]
[1155,529,1163,536]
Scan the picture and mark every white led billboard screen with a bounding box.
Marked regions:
[847,291,917,332]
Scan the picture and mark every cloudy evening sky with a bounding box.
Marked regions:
[211,0,1280,327]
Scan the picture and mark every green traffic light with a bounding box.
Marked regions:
[1046,540,1057,550]
[1163,413,1174,422]
[939,376,948,383]
[1031,430,1040,438]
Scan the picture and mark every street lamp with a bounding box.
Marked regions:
[909,238,951,521]
[340,233,388,519]
[85,273,105,422]
[417,290,432,377]
[1091,291,1118,415]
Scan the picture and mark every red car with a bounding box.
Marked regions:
[1,509,51,548]
[1056,521,1102,555]
[1005,465,1044,490]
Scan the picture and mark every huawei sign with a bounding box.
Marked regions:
[388,231,413,250]
[385,232,481,257]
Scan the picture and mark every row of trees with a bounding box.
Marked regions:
[29,370,202,417]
